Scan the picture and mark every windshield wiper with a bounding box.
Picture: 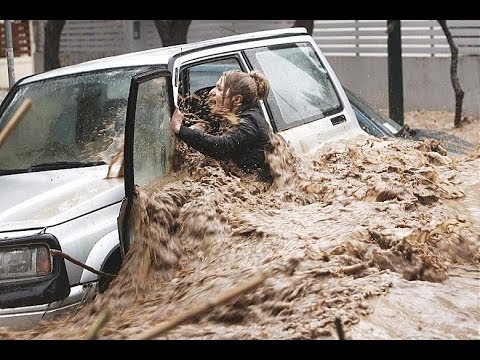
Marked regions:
[0,161,106,175]
[28,161,107,172]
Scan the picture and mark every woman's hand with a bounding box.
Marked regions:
[170,107,184,134]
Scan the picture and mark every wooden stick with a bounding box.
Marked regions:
[133,272,267,340]
[50,249,116,279]
[342,263,365,275]
[85,309,111,340]
[0,98,33,148]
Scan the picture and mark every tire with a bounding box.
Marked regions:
[98,248,122,293]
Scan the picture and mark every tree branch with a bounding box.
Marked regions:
[133,272,267,339]
[437,20,465,127]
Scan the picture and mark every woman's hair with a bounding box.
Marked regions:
[222,70,270,111]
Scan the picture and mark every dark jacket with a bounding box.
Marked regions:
[176,108,272,176]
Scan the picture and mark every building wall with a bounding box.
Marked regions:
[123,20,294,52]
[0,20,35,89]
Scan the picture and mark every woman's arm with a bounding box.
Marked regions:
[176,118,257,160]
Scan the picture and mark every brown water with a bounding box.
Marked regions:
[0,121,478,340]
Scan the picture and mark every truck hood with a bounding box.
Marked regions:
[0,165,124,233]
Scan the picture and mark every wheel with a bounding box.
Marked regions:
[98,248,122,293]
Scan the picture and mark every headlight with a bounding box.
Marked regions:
[0,244,52,281]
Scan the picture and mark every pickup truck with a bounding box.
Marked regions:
[0,27,364,330]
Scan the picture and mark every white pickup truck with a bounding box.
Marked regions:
[0,27,364,330]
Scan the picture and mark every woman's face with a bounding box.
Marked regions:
[209,75,232,111]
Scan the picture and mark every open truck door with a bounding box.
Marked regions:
[118,70,174,258]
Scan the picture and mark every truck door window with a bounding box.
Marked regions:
[132,77,174,186]
[179,58,242,97]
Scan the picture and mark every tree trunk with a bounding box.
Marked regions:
[153,20,192,47]
[438,20,464,128]
[293,20,314,35]
[44,20,65,71]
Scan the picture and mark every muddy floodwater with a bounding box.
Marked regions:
[0,109,478,340]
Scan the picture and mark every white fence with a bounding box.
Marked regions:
[313,20,480,57]
[310,20,480,116]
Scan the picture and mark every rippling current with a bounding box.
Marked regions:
[1,130,478,340]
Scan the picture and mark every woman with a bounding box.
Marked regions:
[170,70,273,180]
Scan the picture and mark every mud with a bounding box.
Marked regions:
[0,110,478,340]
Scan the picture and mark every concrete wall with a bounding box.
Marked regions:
[0,56,35,89]
[328,56,480,117]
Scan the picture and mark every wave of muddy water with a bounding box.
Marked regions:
[1,131,478,340]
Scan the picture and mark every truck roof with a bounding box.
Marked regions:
[22,28,308,84]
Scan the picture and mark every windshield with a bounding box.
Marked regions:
[248,43,342,131]
[0,67,151,174]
